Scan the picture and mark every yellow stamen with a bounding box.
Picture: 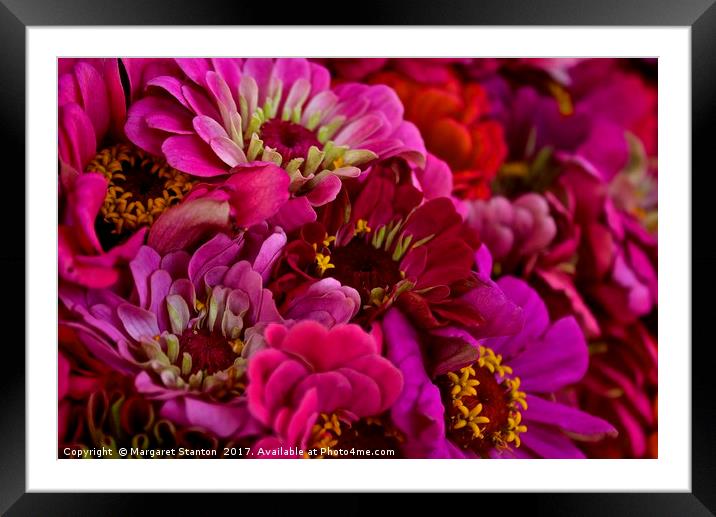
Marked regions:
[547,81,574,116]
[86,143,195,237]
[354,218,372,236]
[315,253,335,276]
[444,345,528,454]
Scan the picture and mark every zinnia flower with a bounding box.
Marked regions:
[124,58,425,231]
[484,153,656,338]
[272,157,482,330]
[556,160,657,325]
[60,228,359,440]
[577,321,657,458]
[247,320,403,454]
[465,193,557,270]
[58,59,288,288]
[59,59,150,288]
[384,249,616,458]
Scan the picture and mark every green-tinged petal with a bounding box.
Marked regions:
[247,133,264,161]
[330,166,361,178]
[181,353,193,377]
[245,111,263,141]
[188,370,204,390]
[321,141,343,168]
[317,116,345,144]
[261,147,283,166]
[285,157,304,174]
[411,233,435,249]
[393,234,414,261]
[165,333,180,364]
[306,111,323,131]
[166,294,190,335]
[372,225,386,248]
[342,149,378,166]
[369,287,386,306]
[229,112,243,148]
[384,222,402,251]
[304,146,325,176]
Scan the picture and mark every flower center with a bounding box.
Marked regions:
[437,345,527,457]
[259,119,321,163]
[326,238,403,305]
[86,143,195,248]
[178,327,238,376]
[139,291,247,399]
[307,413,404,458]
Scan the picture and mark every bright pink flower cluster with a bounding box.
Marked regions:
[59,58,656,459]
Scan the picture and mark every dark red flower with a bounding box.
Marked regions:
[272,158,481,329]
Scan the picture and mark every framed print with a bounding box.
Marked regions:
[3,0,714,514]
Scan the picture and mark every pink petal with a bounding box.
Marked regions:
[117,304,159,341]
[147,198,231,254]
[247,348,291,423]
[242,59,274,104]
[210,58,243,95]
[520,422,587,459]
[161,134,229,176]
[149,269,173,332]
[524,396,617,439]
[175,58,211,87]
[74,62,110,142]
[192,114,229,144]
[509,316,588,392]
[129,246,162,308]
[264,359,310,416]
[345,355,404,412]
[59,104,97,172]
[224,163,290,227]
[335,368,383,416]
[210,137,247,167]
[125,96,191,155]
[334,113,383,147]
[268,197,316,233]
[304,174,341,206]
[415,154,453,199]
[67,172,107,253]
[292,371,353,414]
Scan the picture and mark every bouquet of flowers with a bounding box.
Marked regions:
[58,58,657,459]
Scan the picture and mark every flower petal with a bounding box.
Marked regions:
[161,134,229,176]
[117,304,159,341]
[148,198,231,254]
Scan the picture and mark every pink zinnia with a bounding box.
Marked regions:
[59,228,360,440]
[247,320,403,452]
[58,58,292,287]
[125,58,425,231]
[59,59,148,288]
[384,248,616,458]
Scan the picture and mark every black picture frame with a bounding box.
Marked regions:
[2,0,713,514]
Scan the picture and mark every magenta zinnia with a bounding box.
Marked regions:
[125,58,426,231]
[382,247,616,458]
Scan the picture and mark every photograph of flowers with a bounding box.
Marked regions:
[58,57,657,460]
